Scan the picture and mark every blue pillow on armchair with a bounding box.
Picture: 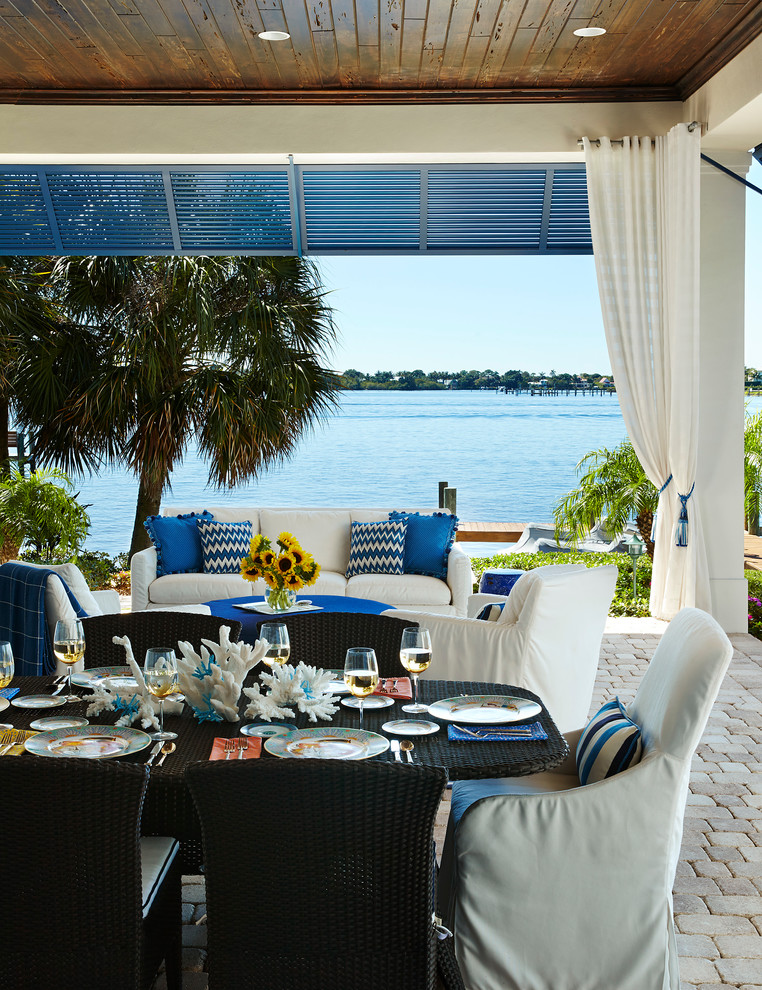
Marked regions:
[388,511,458,581]
[143,510,214,577]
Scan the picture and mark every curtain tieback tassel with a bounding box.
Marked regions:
[675,482,695,548]
[651,474,673,542]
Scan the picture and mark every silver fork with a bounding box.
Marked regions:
[0,730,18,756]
[224,739,236,760]
[238,738,248,760]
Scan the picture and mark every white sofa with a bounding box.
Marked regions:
[131,506,473,616]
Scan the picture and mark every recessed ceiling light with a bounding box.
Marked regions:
[574,26,606,37]
[258,30,290,41]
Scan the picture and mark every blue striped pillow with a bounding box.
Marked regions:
[197,520,253,574]
[576,698,643,785]
[475,602,506,621]
[345,519,407,578]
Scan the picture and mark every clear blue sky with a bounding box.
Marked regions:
[318,157,762,376]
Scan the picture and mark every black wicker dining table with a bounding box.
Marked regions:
[5,674,568,871]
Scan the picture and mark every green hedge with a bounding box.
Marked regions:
[469,551,653,617]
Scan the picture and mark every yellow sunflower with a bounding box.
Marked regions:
[241,561,261,581]
[285,572,303,590]
[263,571,278,589]
[261,550,275,568]
[249,533,266,554]
[276,552,296,575]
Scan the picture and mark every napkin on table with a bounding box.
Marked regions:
[0,728,37,756]
[374,677,413,701]
[209,737,262,760]
[0,687,19,700]
[447,722,548,743]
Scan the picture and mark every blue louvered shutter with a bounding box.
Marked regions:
[0,172,56,251]
[427,169,547,250]
[46,172,173,251]
[170,171,293,251]
[546,170,592,251]
[302,170,421,250]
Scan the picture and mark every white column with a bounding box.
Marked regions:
[698,150,751,632]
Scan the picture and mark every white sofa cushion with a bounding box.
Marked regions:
[13,560,102,616]
[346,573,451,607]
[260,509,352,575]
[149,570,348,605]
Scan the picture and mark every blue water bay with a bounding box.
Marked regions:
[73,390,752,557]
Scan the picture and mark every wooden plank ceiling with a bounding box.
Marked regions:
[0,0,761,105]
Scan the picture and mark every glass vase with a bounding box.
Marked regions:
[266,587,297,612]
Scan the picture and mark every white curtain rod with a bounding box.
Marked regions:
[577,121,702,148]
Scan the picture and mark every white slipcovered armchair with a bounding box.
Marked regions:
[388,563,618,734]
[438,607,733,990]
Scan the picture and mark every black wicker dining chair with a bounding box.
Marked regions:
[81,609,242,668]
[282,611,418,678]
[187,759,464,990]
[0,758,181,990]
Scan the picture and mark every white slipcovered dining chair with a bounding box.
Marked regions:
[437,607,733,990]
[389,563,618,733]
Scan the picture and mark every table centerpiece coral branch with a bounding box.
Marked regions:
[243,663,340,722]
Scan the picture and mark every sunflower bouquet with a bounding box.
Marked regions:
[240,531,320,610]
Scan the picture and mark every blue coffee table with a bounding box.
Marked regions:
[203,594,392,646]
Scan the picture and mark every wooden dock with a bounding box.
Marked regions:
[456,522,525,543]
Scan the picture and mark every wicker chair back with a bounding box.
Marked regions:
[81,611,242,668]
[283,611,418,678]
[0,760,165,990]
[188,759,447,990]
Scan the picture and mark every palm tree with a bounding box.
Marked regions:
[744,410,762,535]
[553,439,659,557]
[0,256,60,478]
[15,255,341,557]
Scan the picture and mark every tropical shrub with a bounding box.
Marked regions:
[0,468,89,562]
[470,551,652,618]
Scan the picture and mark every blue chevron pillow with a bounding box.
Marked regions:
[197,519,253,575]
[345,519,408,579]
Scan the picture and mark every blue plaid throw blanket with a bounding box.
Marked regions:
[0,562,88,676]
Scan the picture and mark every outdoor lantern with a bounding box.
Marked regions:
[626,533,647,598]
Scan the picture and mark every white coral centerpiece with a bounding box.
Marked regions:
[84,634,183,732]
[243,662,340,723]
[176,625,266,723]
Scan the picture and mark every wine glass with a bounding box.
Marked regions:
[144,647,178,741]
[400,626,432,714]
[0,641,14,688]
[260,622,290,670]
[343,647,379,728]
[53,619,85,703]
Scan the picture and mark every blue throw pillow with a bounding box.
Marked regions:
[197,519,253,574]
[475,602,506,621]
[143,510,214,577]
[346,519,407,578]
[388,511,458,581]
[576,698,643,785]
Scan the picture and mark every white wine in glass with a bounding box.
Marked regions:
[144,648,178,741]
[0,641,14,689]
[344,647,379,727]
[53,619,86,704]
[400,626,432,714]
[260,622,290,669]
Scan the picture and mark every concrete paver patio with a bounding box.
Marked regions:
[156,619,762,989]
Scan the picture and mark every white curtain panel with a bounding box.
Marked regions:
[583,124,710,618]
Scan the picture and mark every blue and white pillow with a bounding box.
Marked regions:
[197,520,253,575]
[475,602,506,621]
[388,510,458,580]
[345,519,407,579]
[576,698,643,785]
[144,510,214,577]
